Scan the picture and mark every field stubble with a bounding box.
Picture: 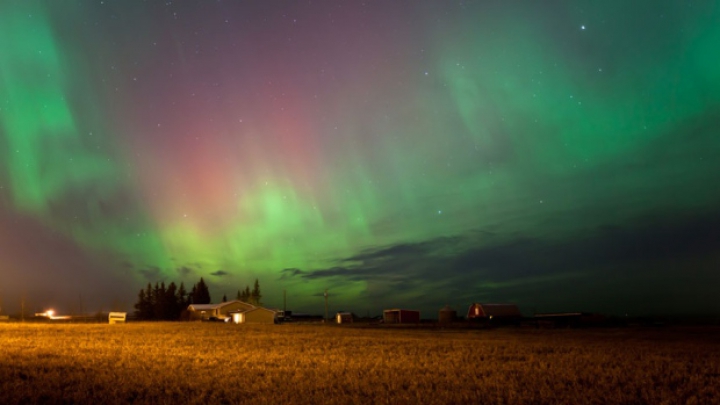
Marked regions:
[1,323,718,404]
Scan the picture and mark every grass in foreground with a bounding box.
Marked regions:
[1,323,719,404]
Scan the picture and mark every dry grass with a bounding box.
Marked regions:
[1,323,718,404]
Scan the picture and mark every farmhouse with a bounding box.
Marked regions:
[187,300,255,321]
[467,303,522,321]
[229,307,278,324]
[383,309,420,324]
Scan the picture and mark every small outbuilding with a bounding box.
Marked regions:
[383,309,420,324]
[336,312,354,324]
[108,312,127,324]
[438,305,456,323]
[467,303,522,320]
[230,307,278,324]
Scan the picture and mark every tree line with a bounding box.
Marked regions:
[133,277,262,321]
[234,279,262,305]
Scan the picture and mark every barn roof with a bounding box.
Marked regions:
[472,303,522,317]
[534,312,584,318]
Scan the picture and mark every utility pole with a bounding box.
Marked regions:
[324,289,328,323]
[21,293,25,323]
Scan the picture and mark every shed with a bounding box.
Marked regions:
[467,303,522,320]
[336,312,353,324]
[438,305,456,323]
[108,312,127,324]
[383,309,420,324]
[230,307,278,324]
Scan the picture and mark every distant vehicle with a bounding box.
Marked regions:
[34,310,71,320]
[207,316,231,322]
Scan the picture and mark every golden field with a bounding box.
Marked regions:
[1,323,719,404]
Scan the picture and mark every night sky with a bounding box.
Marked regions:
[1,1,719,317]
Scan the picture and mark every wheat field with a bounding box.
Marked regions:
[1,323,718,404]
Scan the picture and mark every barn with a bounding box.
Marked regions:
[187,300,255,321]
[229,307,278,324]
[383,309,420,324]
[467,303,522,321]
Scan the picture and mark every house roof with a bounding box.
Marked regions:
[245,307,279,314]
[188,300,256,311]
[227,306,278,315]
[188,304,218,311]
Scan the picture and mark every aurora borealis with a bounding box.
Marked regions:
[1,1,719,317]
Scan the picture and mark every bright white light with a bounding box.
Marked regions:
[581,25,586,30]
[46,310,54,317]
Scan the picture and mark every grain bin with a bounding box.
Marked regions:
[438,305,456,323]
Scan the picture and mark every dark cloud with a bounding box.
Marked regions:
[210,270,228,277]
[278,268,305,280]
[176,266,193,276]
[138,266,162,281]
[284,212,720,315]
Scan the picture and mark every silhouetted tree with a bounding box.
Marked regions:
[177,282,188,309]
[166,282,179,320]
[192,277,211,304]
[132,283,155,320]
[251,279,262,305]
[189,285,196,305]
[222,294,227,302]
[145,283,155,318]
[134,289,150,320]
[153,282,166,320]
[238,285,251,303]
[144,283,152,306]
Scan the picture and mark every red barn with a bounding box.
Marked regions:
[383,309,420,324]
[467,303,522,320]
